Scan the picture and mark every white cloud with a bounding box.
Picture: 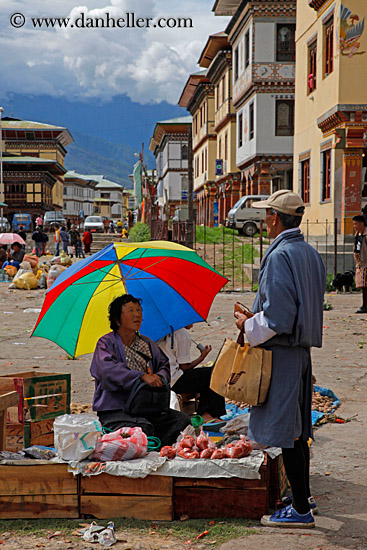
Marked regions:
[0,0,229,104]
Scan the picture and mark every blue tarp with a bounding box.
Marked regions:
[220,385,340,427]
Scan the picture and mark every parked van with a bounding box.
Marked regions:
[226,195,269,236]
[43,211,66,231]
[12,213,32,232]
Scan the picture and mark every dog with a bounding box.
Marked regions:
[332,270,355,293]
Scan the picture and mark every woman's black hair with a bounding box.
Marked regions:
[108,294,142,331]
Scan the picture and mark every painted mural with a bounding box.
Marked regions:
[338,4,365,57]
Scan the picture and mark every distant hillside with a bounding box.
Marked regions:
[66,132,137,188]
[0,93,186,184]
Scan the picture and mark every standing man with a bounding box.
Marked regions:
[235,190,326,529]
[82,229,93,255]
[36,214,43,230]
[69,225,80,258]
[17,225,27,250]
[352,215,367,313]
[32,226,44,257]
[59,226,70,254]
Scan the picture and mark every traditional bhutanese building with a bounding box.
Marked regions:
[1,117,73,216]
[218,0,296,196]
[179,71,216,226]
[294,0,367,235]
[149,117,191,221]
[2,154,66,222]
[199,32,241,225]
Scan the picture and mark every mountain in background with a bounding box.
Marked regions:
[0,93,186,186]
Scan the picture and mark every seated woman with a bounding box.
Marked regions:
[2,242,25,270]
[91,294,191,447]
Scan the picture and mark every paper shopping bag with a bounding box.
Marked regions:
[210,335,272,406]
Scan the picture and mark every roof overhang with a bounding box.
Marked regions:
[212,0,241,16]
[178,73,211,109]
[198,32,230,68]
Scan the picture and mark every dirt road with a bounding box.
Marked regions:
[0,284,367,549]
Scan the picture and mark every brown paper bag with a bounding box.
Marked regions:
[210,335,272,406]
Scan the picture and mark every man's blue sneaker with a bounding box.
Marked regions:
[261,505,315,528]
[282,495,319,515]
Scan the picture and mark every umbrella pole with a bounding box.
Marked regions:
[117,261,128,294]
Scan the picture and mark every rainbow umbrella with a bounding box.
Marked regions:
[32,240,228,357]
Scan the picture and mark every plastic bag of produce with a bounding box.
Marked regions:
[91,427,147,462]
[47,264,66,288]
[60,254,72,267]
[13,271,38,290]
[54,414,102,461]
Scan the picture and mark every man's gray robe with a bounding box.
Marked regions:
[248,229,326,448]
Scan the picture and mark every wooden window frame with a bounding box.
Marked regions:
[276,24,296,62]
[238,113,243,148]
[321,149,331,201]
[308,40,317,94]
[301,158,310,204]
[244,30,250,69]
[249,103,254,141]
[324,16,334,77]
[275,99,294,136]
[234,47,239,81]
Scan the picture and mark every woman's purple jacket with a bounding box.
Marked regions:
[90,331,170,412]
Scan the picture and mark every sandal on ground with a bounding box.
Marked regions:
[261,504,315,528]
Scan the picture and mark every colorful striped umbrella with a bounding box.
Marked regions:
[32,240,228,357]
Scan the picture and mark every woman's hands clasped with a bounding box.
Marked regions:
[141,373,163,387]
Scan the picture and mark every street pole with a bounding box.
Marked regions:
[187,124,194,248]
[0,107,4,232]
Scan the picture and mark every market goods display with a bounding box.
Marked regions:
[159,429,253,460]
[226,399,250,410]
[312,391,334,413]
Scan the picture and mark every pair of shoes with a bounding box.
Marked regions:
[355,306,367,314]
[261,504,315,528]
[282,495,318,515]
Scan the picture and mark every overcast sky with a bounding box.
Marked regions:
[0,0,229,105]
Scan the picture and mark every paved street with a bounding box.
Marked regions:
[0,285,367,549]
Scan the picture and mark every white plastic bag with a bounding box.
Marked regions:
[54,413,102,461]
[47,264,66,288]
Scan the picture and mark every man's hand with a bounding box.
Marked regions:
[235,312,248,332]
[141,373,163,387]
[199,344,211,361]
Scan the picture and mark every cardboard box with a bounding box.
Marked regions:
[6,419,55,452]
[0,372,70,423]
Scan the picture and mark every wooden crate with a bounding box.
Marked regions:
[6,419,55,452]
[0,464,78,519]
[0,372,70,423]
[80,474,173,521]
[174,454,285,520]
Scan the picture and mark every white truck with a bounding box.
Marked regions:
[226,194,269,236]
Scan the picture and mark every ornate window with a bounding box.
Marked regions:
[276,24,295,62]
[275,100,294,136]
[308,40,317,93]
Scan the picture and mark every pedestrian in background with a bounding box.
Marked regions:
[36,214,43,229]
[54,224,61,256]
[352,215,367,314]
[32,226,44,257]
[69,225,80,258]
[59,226,70,254]
[82,229,93,254]
[17,225,27,250]
[235,190,326,529]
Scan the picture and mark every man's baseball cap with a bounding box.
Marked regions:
[252,190,305,216]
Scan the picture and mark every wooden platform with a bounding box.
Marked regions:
[0,454,287,520]
[0,464,79,519]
